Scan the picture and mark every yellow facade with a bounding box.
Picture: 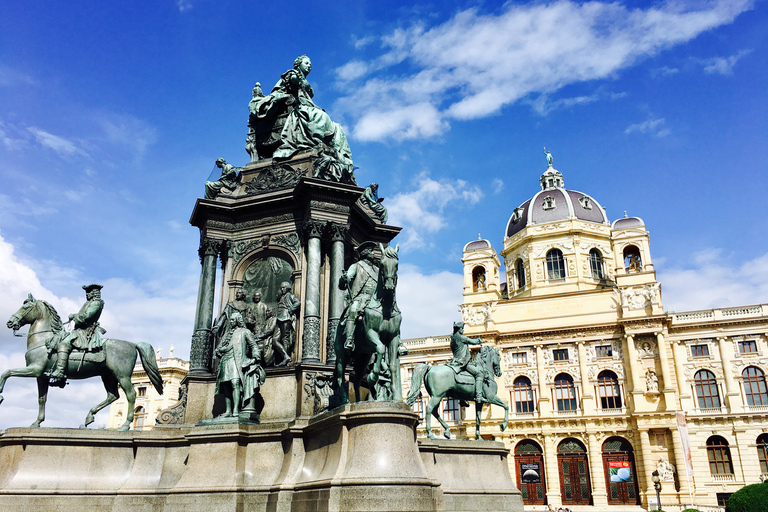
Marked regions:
[106,350,189,431]
[401,165,768,510]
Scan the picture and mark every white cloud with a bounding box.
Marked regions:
[625,117,670,137]
[397,264,464,338]
[0,232,196,430]
[658,249,768,313]
[0,64,36,87]
[528,93,600,116]
[334,0,753,141]
[177,0,192,13]
[97,113,158,157]
[387,173,483,250]
[651,66,680,77]
[492,178,504,194]
[27,127,88,156]
[352,35,375,50]
[701,49,752,75]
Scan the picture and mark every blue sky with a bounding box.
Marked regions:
[1,0,767,428]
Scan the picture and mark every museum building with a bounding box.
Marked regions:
[400,162,768,509]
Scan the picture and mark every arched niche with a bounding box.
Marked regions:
[235,248,297,311]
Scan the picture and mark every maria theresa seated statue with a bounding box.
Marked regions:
[246,55,355,184]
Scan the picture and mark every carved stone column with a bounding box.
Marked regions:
[577,341,594,414]
[656,332,677,410]
[718,336,742,411]
[638,430,656,504]
[189,237,221,375]
[535,345,551,416]
[326,223,347,365]
[624,334,643,408]
[302,220,325,363]
[587,432,608,505]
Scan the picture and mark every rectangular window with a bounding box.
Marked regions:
[441,398,460,422]
[595,345,612,358]
[553,349,569,361]
[654,433,666,447]
[137,386,147,397]
[691,344,709,357]
[411,397,425,420]
[511,352,527,365]
[739,340,758,354]
[717,494,733,507]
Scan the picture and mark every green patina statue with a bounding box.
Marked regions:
[3,292,163,430]
[248,55,354,183]
[205,158,240,199]
[214,311,265,418]
[274,281,300,366]
[333,243,403,404]
[544,147,553,167]
[406,323,509,440]
[361,183,387,223]
[49,283,106,387]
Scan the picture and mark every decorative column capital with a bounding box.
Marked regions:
[198,237,223,262]
[327,222,348,242]
[219,240,232,269]
[303,219,326,240]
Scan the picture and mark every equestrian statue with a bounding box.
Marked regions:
[333,242,402,404]
[406,322,509,440]
[2,286,163,431]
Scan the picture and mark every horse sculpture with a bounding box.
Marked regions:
[333,243,402,404]
[2,294,163,430]
[406,345,509,440]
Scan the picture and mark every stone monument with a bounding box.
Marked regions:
[0,55,522,512]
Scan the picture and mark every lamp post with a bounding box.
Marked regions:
[652,470,662,511]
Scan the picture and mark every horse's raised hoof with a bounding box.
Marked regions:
[29,421,41,428]
[0,394,4,405]
[427,432,436,440]
[500,423,507,432]
[443,429,451,440]
[84,412,95,427]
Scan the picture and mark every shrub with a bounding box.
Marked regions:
[681,509,701,512]
[726,481,768,512]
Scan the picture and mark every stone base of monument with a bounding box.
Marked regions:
[0,401,521,512]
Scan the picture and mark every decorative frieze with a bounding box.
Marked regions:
[272,232,301,256]
[245,162,305,195]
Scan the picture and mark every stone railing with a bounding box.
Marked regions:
[671,304,767,324]
[710,473,735,482]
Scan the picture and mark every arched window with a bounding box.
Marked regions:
[134,406,146,431]
[516,259,526,291]
[555,373,577,411]
[694,370,721,409]
[743,366,768,406]
[757,434,768,474]
[513,376,535,413]
[547,249,566,280]
[706,436,733,475]
[589,249,605,280]
[623,246,642,273]
[598,370,622,409]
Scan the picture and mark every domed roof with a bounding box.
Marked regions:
[506,166,609,238]
[464,235,492,252]
[612,213,645,229]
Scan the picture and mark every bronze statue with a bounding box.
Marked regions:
[361,183,388,223]
[338,242,379,352]
[214,312,264,418]
[212,289,249,350]
[407,328,509,440]
[247,55,354,183]
[3,293,163,430]
[447,322,485,404]
[205,158,240,199]
[275,281,300,366]
[246,291,268,334]
[49,283,106,387]
[333,243,403,403]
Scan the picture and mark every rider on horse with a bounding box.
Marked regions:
[447,321,485,404]
[338,241,378,353]
[49,284,106,387]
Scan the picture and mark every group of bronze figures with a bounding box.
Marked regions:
[0,54,509,439]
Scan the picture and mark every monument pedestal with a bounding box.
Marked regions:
[0,402,522,512]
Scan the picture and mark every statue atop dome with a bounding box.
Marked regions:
[246,55,355,184]
[543,147,553,167]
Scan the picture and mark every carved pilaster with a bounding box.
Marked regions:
[302,316,322,362]
[326,222,348,365]
[302,220,325,363]
[189,328,213,374]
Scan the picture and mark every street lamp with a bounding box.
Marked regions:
[652,470,662,511]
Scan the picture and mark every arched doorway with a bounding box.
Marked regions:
[515,440,546,505]
[558,438,591,505]
[602,437,639,505]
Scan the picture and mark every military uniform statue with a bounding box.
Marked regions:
[447,321,485,404]
[49,283,106,386]
[338,241,379,352]
[245,291,268,334]
[275,281,300,366]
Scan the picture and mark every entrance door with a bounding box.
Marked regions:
[558,453,591,505]
[516,454,546,505]
[603,451,639,503]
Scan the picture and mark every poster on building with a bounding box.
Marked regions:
[676,410,695,477]
[520,462,542,483]
[608,460,633,483]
